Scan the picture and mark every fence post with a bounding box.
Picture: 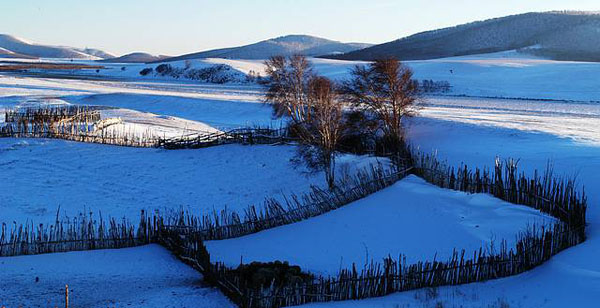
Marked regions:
[65,284,69,308]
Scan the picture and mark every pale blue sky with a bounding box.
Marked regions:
[1,0,598,56]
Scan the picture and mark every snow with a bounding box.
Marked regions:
[206,175,555,275]
[298,115,600,307]
[0,34,104,60]
[0,74,265,102]
[408,52,600,102]
[0,139,382,226]
[420,96,600,145]
[0,244,235,308]
[64,93,278,130]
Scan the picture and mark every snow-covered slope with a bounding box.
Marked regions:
[77,47,115,59]
[207,175,554,275]
[160,35,372,61]
[0,46,37,59]
[0,34,110,59]
[330,11,600,62]
[100,52,169,63]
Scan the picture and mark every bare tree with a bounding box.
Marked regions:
[264,56,344,188]
[342,59,419,158]
[297,76,344,188]
[264,55,314,124]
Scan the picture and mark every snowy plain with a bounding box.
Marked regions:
[0,139,383,226]
[0,245,235,308]
[1,51,600,307]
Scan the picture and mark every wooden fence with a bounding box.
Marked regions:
[0,210,158,257]
[157,155,587,308]
[0,153,588,308]
[162,164,409,241]
[1,107,293,149]
[158,127,294,149]
[1,106,161,148]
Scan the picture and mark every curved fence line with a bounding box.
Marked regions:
[159,154,587,308]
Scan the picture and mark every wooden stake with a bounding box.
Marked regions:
[65,284,69,308]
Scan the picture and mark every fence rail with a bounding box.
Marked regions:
[1,106,294,149]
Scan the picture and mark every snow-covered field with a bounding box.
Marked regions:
[1,52,600,307]
[0,244,235,308]
[0,139,382,225]
[207,175,555,275]
[64,93,278,129]
[420,96,600,145]
[301,116,600,308]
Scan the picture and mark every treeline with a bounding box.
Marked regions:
[418,79,451,93]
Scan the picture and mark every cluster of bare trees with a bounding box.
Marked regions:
[264,55,419,188]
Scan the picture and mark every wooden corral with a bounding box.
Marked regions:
[0,155,588,308]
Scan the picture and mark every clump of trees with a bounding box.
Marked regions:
[341,59,420,160]
[419,79,451,93]
[264,55,421,188]
[139,68,153,76]
[138,64,240,83]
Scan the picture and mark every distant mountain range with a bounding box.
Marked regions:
[5,11,600,63]
[99,52,169,63]
[0,34,114,60]
[158,35,373,62]
[326,11,600,62]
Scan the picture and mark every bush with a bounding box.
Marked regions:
[155,64,173,75]
[139,68,153,76]
[234,261,313,289]
[183,64,235,83]
[419,79,451,93]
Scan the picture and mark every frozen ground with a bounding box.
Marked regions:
[207,175,554,275]
[0,139,382,225]
[0,244,235,308]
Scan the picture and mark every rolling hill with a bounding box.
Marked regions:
[0,47,37,59]
[0,34,113,59]
[327,11,600,62]
[159,35,372,62]
[99,52,169,63]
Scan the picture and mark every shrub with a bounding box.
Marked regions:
[234,261,313,289]
[139,68,153,76]
[184,64,235,83]
[155,64,173,75]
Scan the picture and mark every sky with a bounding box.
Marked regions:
[1,0,599,56]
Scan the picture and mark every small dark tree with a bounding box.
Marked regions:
[342,59,420,161]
